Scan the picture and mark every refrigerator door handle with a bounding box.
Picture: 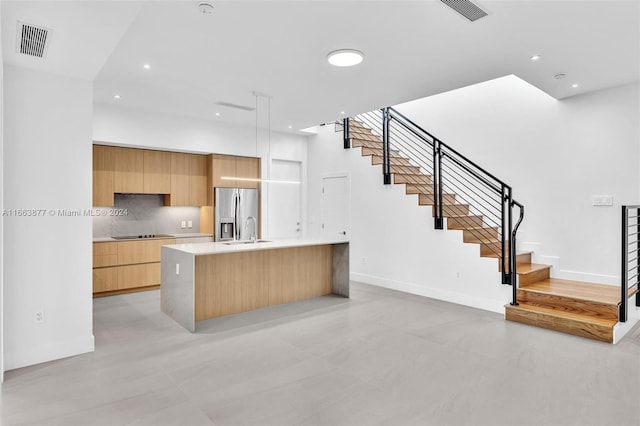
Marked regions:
[235,190,242,241]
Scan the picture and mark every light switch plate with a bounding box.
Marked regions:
[181,220,186,228]
[187,220,193,228]
[592,195,613,206]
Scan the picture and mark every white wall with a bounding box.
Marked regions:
[395,76,640,284]
[92,103,309,239]
[3,66,94,370]
[307,126,510,313]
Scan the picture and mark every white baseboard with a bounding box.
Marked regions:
[351,272,508,314]
[4,334,95,371]
[555,269,619,286]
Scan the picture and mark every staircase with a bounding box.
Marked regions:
[344,111,629,344]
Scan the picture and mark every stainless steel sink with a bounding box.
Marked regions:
[222,239,271,245]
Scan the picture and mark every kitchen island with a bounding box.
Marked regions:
[160,238,349,332]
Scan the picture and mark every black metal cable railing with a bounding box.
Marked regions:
[343,107,525,303]
[620,205,640,322]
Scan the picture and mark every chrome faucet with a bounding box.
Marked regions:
[245,216,257,242]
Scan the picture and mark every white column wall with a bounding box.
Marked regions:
[3,66,94,370]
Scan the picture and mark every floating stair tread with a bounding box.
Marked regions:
[521,278,620,305]
[507,303,617,328]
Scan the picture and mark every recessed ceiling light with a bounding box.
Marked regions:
[572,83,579,88]
[327,49,364,67]
[530,55,541,61]
[198,2,214,14]
[288,125,293,129]
[340,111,345,115]
[143,64,151,70]
[215,112,220,116]
[114,94,121,99]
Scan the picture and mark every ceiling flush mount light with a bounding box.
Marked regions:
[530,54,541,61]
[198,2,214,14]
[327,49,364,67]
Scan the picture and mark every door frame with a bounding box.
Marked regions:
[320,171,351,238]
[268,158,303,239]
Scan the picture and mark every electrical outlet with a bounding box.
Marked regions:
[187,220,193,228]
[181,220,186,228]
[35,311,45,324]
[592,195,613,206]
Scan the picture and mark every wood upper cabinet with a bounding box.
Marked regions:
[211,154,238,189]
[170,153,190,206]
[93,145,115,206]
[113,147,144,193]
[189,154,208,206]
[169,153,207,206]
[235,156,260,189]
[210,154,261,190]
[143,150,171,194]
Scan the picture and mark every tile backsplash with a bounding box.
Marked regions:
[93,194,202,237]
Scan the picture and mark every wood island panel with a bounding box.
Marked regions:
[194,245,333,321]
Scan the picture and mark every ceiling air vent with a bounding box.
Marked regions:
[215,101,255,112]
[441,0,488,22]
[16,21,52,58]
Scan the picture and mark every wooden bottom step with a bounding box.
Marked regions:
[505,303,616,343]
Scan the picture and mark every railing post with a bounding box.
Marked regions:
[433,140,443,229]
[501,185,509,285]
[343,117,351,149]
[620,206,628,322]
[382,107,391,185]
[508,190,518,306]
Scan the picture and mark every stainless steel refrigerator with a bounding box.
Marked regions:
[214,188,259,241]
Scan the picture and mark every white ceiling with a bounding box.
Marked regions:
[3,0,639,133]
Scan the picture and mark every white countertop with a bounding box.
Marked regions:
[165,238,349,255]
[93,233,212,243]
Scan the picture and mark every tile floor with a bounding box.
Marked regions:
[2,282,640,426]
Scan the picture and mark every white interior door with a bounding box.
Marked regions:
[321,174,350,238]
[269,159,302,239]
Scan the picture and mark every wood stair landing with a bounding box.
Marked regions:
[505,277,620,343]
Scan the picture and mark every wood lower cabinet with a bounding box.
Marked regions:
[93,267,118,293]
[93,238,175,297]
